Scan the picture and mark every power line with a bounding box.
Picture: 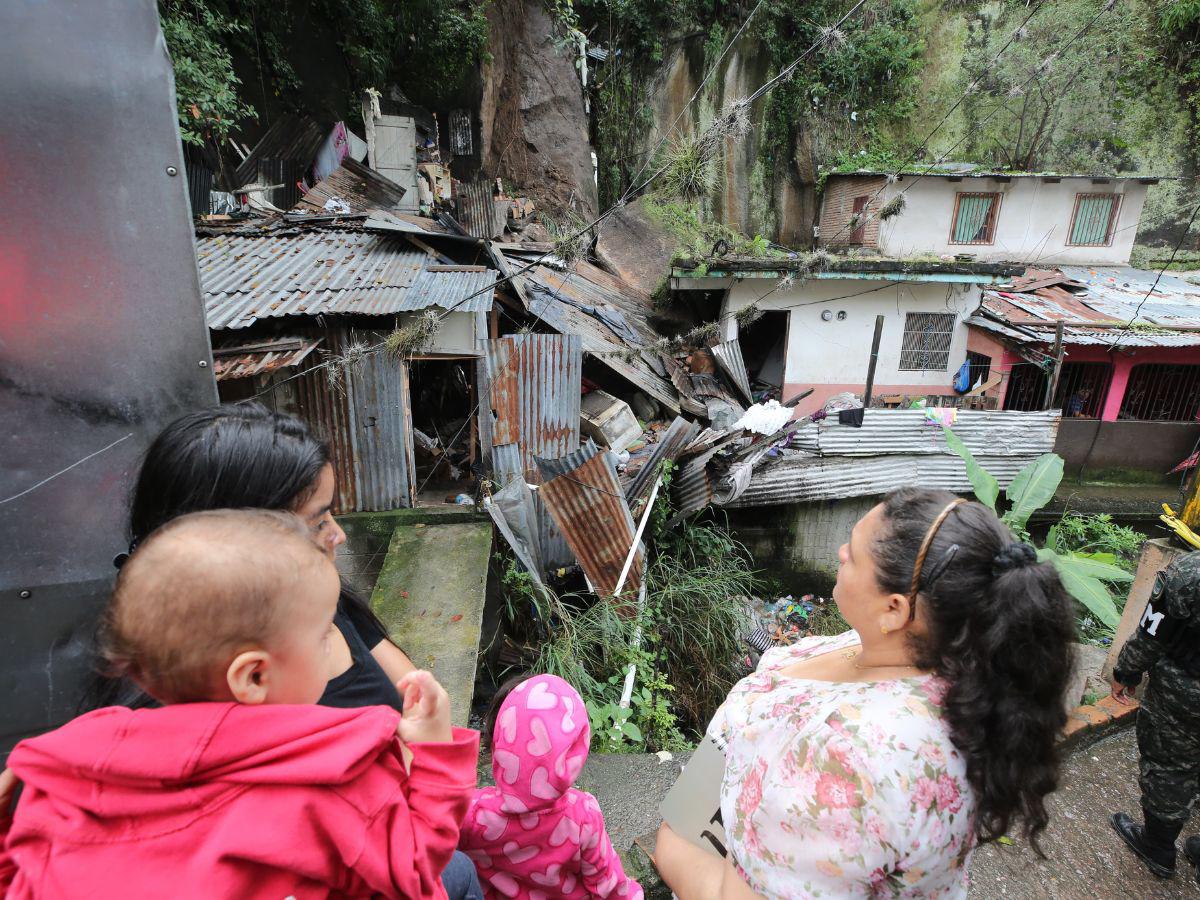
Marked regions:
[1108,201,1200,352]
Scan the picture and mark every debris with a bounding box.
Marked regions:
[581,390,643,454]
[732,400,794,436]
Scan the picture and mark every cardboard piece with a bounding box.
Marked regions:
[1102,538,1187,683]
[658,735,729,859]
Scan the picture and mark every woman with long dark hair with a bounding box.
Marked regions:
[81,403,482,899]
[655,487,1077,898]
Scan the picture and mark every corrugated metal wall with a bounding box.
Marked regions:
[294,326,415,513]
[486,334,582,568]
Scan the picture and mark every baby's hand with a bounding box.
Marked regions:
[395,670,453,745]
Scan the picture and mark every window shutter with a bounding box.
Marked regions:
[952,194,995,243]
[1070,195,1116,245]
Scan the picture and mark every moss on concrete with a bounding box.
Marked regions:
[370,519,493,726]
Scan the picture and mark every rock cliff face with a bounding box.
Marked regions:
[479,0,598,219]
[638,27,817,247]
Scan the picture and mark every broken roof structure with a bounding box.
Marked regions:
[970,267,1200,349]
[501,247,704,416]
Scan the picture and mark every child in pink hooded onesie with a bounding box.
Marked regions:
[459,675,643,900]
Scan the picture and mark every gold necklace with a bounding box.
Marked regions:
[848,650,920,671]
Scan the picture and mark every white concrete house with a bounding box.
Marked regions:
[673,259,1018,416]
[819,170,1159,266]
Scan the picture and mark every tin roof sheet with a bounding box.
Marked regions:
[536,440,643,598]
[508,253,703,416]
[211,336,322,380]
[977,265,1200,348]
[198,229,495,329]
[292,157,407,216]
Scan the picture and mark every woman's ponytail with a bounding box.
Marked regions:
[874,488,1077,853]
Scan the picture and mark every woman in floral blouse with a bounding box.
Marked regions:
[656,487,1077,899]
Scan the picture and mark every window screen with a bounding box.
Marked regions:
[899,312,956,371]
[1069,194,1118,246]
[951,193,999,244]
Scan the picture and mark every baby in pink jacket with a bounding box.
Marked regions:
[459,674,643,900]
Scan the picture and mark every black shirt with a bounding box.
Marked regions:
[321,596,404,712]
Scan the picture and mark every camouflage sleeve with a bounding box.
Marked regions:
[1113,553,1200,686]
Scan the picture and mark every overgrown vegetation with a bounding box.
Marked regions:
[157,0,489,143]
[492,462,759,753]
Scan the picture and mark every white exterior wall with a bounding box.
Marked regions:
[724,277,980,389]
[873,177,1149,266]
[721,276,991,415]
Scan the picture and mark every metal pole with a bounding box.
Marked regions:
[1044,321,1065,410]
[863,315,885,408]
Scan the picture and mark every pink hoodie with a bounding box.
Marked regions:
[0,703,479,899]
[459,675,642,900]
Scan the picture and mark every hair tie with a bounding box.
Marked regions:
[992,542,1038,576]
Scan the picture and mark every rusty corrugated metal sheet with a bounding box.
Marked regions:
[295,329,359,513]
[977,265,1200,348]
[537,441,642,598]
[292,327,414,512]
[198,229,495,329]
[486,334,582,481]
[233,114,325,190]
[624,417,701,508]
[486,334,583,568]
[293,158,407,216]
[459,180,500,239]
[212,337,322,381]
[789,409,1059,457]
[507,251,704,416]
[712,340,753,404]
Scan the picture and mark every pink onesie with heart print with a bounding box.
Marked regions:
[459,674,643,900]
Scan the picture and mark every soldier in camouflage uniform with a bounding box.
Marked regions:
[1109,550,1200,882]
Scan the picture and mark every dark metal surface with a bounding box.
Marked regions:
[0,0,217,750]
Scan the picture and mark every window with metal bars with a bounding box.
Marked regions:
[949,192,1000,244]
[1003,362,1048,411]
[899,312,956,371]
[1068,193,1120,246]
[1118,364,1200,421]
[1055,362,1111,418]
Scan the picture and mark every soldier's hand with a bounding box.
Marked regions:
[1109,677,1134,706]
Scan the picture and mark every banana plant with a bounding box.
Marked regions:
[942,426,1127,628]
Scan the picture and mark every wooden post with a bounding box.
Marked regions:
[863,315,885,409]
[1043,321,1065,410]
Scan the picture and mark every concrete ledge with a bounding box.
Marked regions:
[1059,695,1139,752]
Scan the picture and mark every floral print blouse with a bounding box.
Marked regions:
[708,630,975,899]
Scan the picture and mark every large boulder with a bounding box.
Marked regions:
[479,0,598,219]
[594,197,678,298]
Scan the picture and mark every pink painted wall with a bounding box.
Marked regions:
[995,343,1200,421]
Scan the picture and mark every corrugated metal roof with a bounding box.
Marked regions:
[624,416,701,508]
[789,409,1059,456]
[459,180,501,239]
[712,339,753,403]
[486,334,583,569]
[728,452,1046,507]
[211,336,322,381]
[536,440,642,598]
[672,409,1059,512]
[198,229,496,329]
[506,252,704,417]
[233,114,326,190]
[292,157,407,216]
[977,265,1200,348]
